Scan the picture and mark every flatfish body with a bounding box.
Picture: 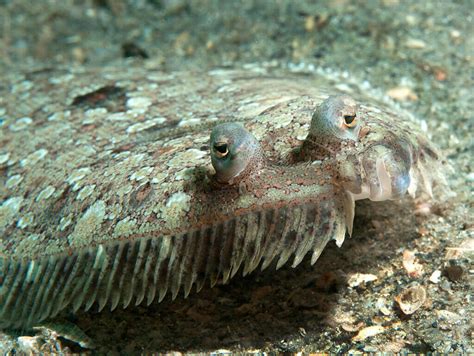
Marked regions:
[0,64,443,328]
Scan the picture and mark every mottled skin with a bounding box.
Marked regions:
[0,64,444,328]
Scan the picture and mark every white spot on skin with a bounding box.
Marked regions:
[67,168,91,191]
[151,172,168,184]
[48,111,71,121]
[175,168,194,181]
[130,166,154,181]
[107,112,129,121]
[113,217,137,237]
[6,174,23,189]
[116,184,133,197]
[11,80,33,93]
[146,73,175,82]
[68,200,107,246]
[14,234,42,255]
[17,212,34,229]
[178,118,202,127]
[217,84,239,93]
[259,112,293,128]
[295,124,309,140]
[167,149,207,168]
[126,97,152,109]
[20,149,48,167]
[420,120,428,132]
[0,196,23,229]
[0,153,10,165]
[161,192,191,228]
[77,184,96,201]
[48,74,75,84]
[166,192,191,208]
[87,109,107,117]
[9,117,32,131]
[107,204,123,221]
[1,197,23,210]
[36,186,56,202]
[59,214,73,231]
[76,145,97,157]
[119,153,147,168]
[126,117,166,134]
[84,108,108,122]
[110,152,130,162]
[334,83,353,92]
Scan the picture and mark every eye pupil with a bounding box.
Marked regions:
[344,114,357,127]
[214,143,227,153]
[213,143,229,158]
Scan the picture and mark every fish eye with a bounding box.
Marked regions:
[210,122,264,184]
[213,142,229,158]
[343,114,357,128]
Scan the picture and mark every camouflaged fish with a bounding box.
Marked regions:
[0,65,445,329]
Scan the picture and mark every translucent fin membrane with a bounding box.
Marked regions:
[345,142,448,202]
[0,198,352,329]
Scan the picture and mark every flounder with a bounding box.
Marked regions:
[0,65,446,329]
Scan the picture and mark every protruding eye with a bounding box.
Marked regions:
[343,114,357,128]
[210,122,264,184]
[213,142,229,158]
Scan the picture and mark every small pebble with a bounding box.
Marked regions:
[386,86,418,101]
[395,285,426,315]
[415,202,432,215]
[443,265,464,282]
[429,270,442,283]
[405,14,418,26]
[439,279,451,291]
[352,325,385,341]
[450,29,461,39]
[126,97,152,109]
[376,297,391,316]
[304,16,316,32]
[402,250,424,278]
[17,336,41,353]
[347,273,378,287]
[433,68,448,81]
[436,310,462,330]
[405,38,427,49]
[445,239,474,259]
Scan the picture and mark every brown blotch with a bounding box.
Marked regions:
[51,185,71,214]
[359,126,371,139]
[122,41,149,59]
[154,145,176,158]
[81,124,97,132]
[71,85,126,112]
[130,182,153,207]
[112,143,136,154]
[146,214,157,223]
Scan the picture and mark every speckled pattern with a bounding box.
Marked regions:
[2,63,435,257]
[0,62,445,330]
[1,67,331,253]
[1,65,362,257]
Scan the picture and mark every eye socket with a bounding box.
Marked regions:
[343,114,357,128]
[213,143,229,158]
